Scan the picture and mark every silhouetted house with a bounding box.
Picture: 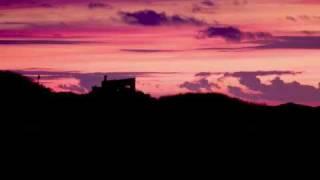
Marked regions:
[92,75,136,94]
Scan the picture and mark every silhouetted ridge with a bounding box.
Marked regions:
[160,93,257,107]
[0,71,319,140]
[0,71,51,99]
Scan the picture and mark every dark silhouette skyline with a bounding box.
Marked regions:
[1,70,319,141]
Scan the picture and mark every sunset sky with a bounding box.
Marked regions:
[1,0,320,105]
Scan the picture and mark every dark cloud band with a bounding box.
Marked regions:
[0,40,99,45]
[120,10,206,26]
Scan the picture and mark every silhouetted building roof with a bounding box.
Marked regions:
[92,75,136,94]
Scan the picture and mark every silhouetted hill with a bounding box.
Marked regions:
[1,71,320,142]
[0,71,51,99]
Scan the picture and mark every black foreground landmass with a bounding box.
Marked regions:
[1,71,320,143]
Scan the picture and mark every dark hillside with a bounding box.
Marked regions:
[0,71,319,142]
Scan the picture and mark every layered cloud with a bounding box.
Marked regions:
[180,71,320,105]
[256,36,320,49]
[0,39,97,45]
[0,0,94,7]
[88,2,112,9]
[212,70,320,104]
[180,78,220,92]
[120,10,206,26]
[223,71,301,78]
[228,76,320,104]
[199,26,272,42]
[198,25,320,50]
[1,0,320,106]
